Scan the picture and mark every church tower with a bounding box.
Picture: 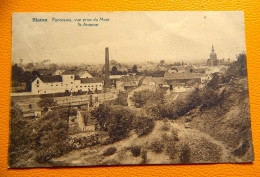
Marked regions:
[207,45,218,66]
[210,45,217,60]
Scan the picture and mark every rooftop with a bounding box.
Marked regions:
[38,75,63,83]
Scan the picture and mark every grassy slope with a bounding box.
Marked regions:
[52,77,254,166]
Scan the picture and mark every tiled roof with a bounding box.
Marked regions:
[122,81,138,87]
[62,70,77,75]
[39,75,62,83]
[164,73,206,80]
[119,75,140,82]
[142,76,165,84]
[80,78,103,84]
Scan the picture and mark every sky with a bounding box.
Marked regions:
[12,11,246,64]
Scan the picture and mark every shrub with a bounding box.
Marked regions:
[132,116,155,137]
[131,90,165,108]
[149,140,164,153]
[103,147,117,156]
[91,104,134,141]
[200,88,219,109]
[34,110,70,163]
[163,134,178,160]
[129,146,141,157]
[9,104,36,167]
[161,121,170,131]
[180,143,191,164]
[140,150,147,164]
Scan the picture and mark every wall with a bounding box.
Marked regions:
[0,0,260,176]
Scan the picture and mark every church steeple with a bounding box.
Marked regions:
[211,45,214,52]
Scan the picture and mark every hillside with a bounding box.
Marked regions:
[51,77,253,166]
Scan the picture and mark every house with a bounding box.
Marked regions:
[31,71,103,94]
[109,75,124,88]
[71,110,97,132]
[20,104,42,118]
[53,69,65,75]
[78,70,93,79]
[164,72,206,83]
[117,75,143,91]
[141,76,165,88]
[172,83,191,93]
[205,67,220,75]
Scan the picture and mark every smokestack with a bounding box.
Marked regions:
[104,47,110,88]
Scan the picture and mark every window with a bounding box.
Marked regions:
[71,82,73,84]
[56,84,58,86]
[76,86,78,88]
[51,84,53,86]
[38,90,40,93]
[71,76,73,79]
[80,86,82,88]
[37,85,39,87]
[84,86,86,87]
[37,80,39,84]
[66,84,68,86]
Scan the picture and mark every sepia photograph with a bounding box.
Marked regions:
[9,11,254,168]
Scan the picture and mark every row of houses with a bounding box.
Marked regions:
[31,70,103,94]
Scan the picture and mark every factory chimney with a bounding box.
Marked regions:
[104,47,110,88]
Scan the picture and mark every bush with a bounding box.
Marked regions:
[132,116,155,137]
[131,90,165,108]
[9,104,36,167]
[141,150,147,164]
[91,104,134,141]
[161,121,170,131]
[103,147,117,156]
[129,146,141,157]
[163,134,178,160]
[34,110,70,163]
[180,143,191,164]
[113,91,128,106]
[149,140,164,153]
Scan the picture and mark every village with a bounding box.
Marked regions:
[11,45,230,121]
[10,45,249,167]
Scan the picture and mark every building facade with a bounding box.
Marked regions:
[31,72,103,94]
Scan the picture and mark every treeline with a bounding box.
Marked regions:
[12,64,36,92]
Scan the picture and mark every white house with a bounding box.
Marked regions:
[31,71,103,94]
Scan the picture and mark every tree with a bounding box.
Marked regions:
[32,70,40,77]
[9,103,36,167]
[22,71,33,91]
[37,96,57,112]
[12,64,23,87]
[159,60,165,65]
[236,52,247,76]
[111,66,118,75]
[34,110,70,163]
[132,65,138,73]
[91,104,134,141]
